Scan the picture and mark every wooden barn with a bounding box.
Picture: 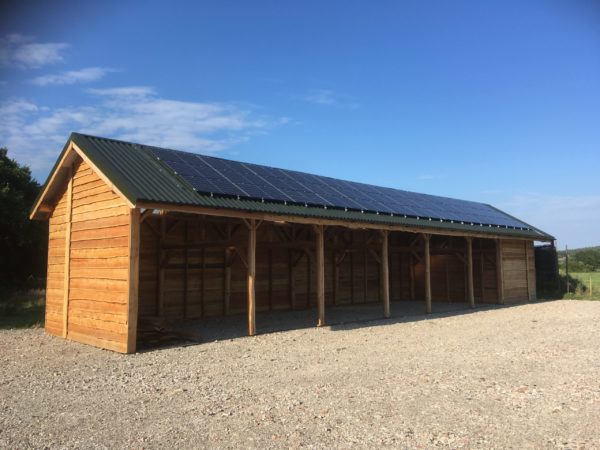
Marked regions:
[30,133,554,353]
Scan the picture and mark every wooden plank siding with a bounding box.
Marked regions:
[45,157,134,353]
[501,239,536,303]
[45,180,70,336]
[137,218,537,334]
[44,160,537,352]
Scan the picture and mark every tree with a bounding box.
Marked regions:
[0,148,47,290]
[573,249,600,272]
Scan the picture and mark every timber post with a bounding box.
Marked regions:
[466,237,475,308]
[496,239,505,304]
[315,225,326,326]
[62,164,73,338]
[524,240,531,301]
[381,230,390,318]
[247,219,257,336]
[126,208,141,353]
[224,248,232,315]
[423,233,432,314]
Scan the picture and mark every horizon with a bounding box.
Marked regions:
[1,1,599,248]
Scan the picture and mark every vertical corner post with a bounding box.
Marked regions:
[466,237,475,308]
[315,225,326,326]
[423,233,432,314]
[247,219,257,336]
[381,230,390,318]
[126,208,141,353]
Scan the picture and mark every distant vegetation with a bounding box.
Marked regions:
[557,246,600,273]
[0,148,47,299]
[552,246,600,300]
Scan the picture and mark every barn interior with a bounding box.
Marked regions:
[135,211,531,348]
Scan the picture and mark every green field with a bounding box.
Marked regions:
[563,272,600,300]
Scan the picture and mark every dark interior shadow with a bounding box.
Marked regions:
[137,299,559,352]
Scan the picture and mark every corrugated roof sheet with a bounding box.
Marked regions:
[35,132,553,241]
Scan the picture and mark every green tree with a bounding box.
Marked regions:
[573,249,600,272]
[0,148,47,290]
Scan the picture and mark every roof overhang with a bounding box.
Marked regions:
[136,200,555,242]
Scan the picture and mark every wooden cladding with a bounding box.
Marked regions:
[43,158,537,353]
[137,215,535,330]
[44,158,133,353]
[501,239,536,303]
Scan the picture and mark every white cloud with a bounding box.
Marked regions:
[302,89,359,109]
[0,87,286,181]
[304,89,338,106]
[0,34,69,68]
[87,86,156,98]
[30,67,112,86]
[497,193,600,248]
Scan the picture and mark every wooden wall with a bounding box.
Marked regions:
[45,157,133,353]
[45,181,69,336]
[502,239,536,303]
[137,217,534,331]
[44,167,537,353]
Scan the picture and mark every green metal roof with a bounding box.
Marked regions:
[33,132,554,241]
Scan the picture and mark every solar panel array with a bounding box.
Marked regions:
[150,147,529,229]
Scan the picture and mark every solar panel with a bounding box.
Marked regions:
[150,147,529,229]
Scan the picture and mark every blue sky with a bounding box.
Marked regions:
[1,1,599,248]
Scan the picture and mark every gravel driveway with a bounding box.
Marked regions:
[1,300,599,449]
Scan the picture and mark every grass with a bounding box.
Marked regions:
[0,289,45,330]
[562,271,600,300]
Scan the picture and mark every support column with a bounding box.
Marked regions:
[315,225,326,326]
[424,234,432,314]
[381,231,390,318]
[62,165,73,338]
[224,248,232,315]
[466,237,475,308]
[157,216,166,316]
[126,208,141,353]
[524,240,531,301]
[496,239,505,304]
[247,219,257,335]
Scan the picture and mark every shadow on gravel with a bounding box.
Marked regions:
[138,299,560,352]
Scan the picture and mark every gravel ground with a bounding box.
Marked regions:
[1,300,599,449]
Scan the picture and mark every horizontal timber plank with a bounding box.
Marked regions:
[71,215,129,232]
[67,330,127,353]
[72,198,127,215]
[69,277,128,291]
[70,236,129,250]
[70,224,129,242]
[45,325,62,337]
[73,173,104,186]
[71,247,129,259]
[72,191,121,208]
[70,267,128,280]
[72,179,107,195]
[68,319,127,339]
[68,298,128,313]
[70,256,129,269]
[68,289,128,304]
[68,309,127,325]
[72,184,114,200]
[71,205,130,223]
[72,167,93,180]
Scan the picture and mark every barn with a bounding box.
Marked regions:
[30,133,554,353]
